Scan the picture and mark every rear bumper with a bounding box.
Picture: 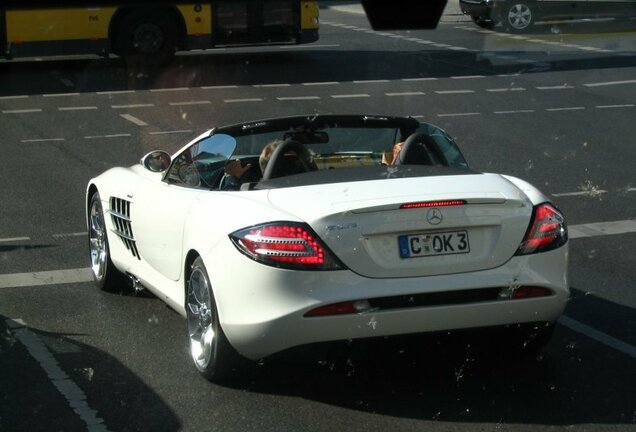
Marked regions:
[206,240,569,360]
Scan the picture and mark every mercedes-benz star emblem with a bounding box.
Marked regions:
[426,208,443,225]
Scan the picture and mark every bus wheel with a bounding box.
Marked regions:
[115,9,178,66]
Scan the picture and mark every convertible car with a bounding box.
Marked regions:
[86,115,569,382]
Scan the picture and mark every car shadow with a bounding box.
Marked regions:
[226,287,635,426]
[0,315,182,432]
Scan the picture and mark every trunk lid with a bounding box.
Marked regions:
[267,173,533,278]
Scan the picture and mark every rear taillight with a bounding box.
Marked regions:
[230,222,344,270]
[516,203,567,255]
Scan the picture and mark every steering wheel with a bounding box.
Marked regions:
[261,139,316,180]
[395,132,435,166]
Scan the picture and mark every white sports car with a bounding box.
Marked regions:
[86,114,569,382]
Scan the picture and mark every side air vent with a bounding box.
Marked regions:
[109,197,140,260]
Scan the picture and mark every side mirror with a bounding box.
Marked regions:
[141,151,171,173]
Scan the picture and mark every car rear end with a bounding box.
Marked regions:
[208,172,568,360]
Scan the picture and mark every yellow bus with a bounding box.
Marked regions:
[1,1,320,63]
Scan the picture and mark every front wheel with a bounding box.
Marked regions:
[88,192,127,292]
[114,9,178,66]
[186,257,246,383]
[502,2,535,33]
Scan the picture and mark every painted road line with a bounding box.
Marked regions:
[149,87,189,92]
[0,268,92,288]
[546,107,585,112]
[584,79,636,87]
[628,187,636,193]
[595,104,635,109]
[302,81,339,86]
[353,80,390,84]
[168,100,211,106]
[253,84,291,88]
[84,133,131,139]
[494,109,535,114]
[201,85,238,90]
[536,85,575,90]
[149,130,193,135]
[451,75,484,79]
[331,94,370,99]
[402,77,438,82]
[0,95,29,100]
[96,90,136,95]
[385,92,425,96]
[486,88,526,92]
[276,96,321,101]
[21,138,65,143]
[437,112,481,117]
[6,319,112,430]
[279,43,340,49]
[552,190,608,197]
[435,90,474,94]
[43,93,80,98]
[2,109,42,114]
[559,315,636,359]
[111,103,154,109]
[223,98,263,103]
[568,219,636,239]
[58,106,98,111]
[0,237,30,242]
[52,232,87,239]
[120,114,148,126]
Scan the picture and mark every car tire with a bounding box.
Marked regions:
[186,257,246,383]
[88,192,128,292]
[471,16,495,29]
[502,1,535,33]
[114,9,178,66]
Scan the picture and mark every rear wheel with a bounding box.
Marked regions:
[114,9,178,66]
[186,257,246,383]
[88,192,127,292]
[502,2,535,32]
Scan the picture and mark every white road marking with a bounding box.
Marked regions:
[253,83,290,88]
[149,87,189,92]
[595,104,635,109]
[402,77,438,82]
[21,138,65,143]
[120,114,148,126]
[435,90,474,94]
[486,88,526,92]
[628,187,636,193]
[96,90,135,95]
[0,268,92,288]
[43,93,80,98]
[546,107,585,112]
[437,112,481,117]
[494,109,535,114]
[84,133,131,139]
[0,95,29,100]
[2,109,42,114]
[111,103,154,109]
[168,100,211,106]
[0,237,30,242]
[302,81,339,86]
[52,232,87,239]
[385,91,425,96]
[279,43,340,49]
[331,94,370,98]
[559,315,636,359]
[149,130,193,135]
[223,98,263,103]
[5,319,112,430]
[451,75,484,80]
[58,106,98,111]
[568,219,636,239]
[584,79,636,87]
[552,190,608,197]
[201,85,238,90]
[536,85,574,90]
[353,80,390,84]
[276,96,320,101]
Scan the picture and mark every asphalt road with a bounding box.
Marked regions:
[0,4,635,432]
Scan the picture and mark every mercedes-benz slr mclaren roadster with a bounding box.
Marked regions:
[86,115,569,382]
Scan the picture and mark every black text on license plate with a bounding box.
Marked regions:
[398,230,470,258]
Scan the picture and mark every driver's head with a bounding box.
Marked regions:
[259,140,282,173]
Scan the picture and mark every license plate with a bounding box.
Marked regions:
[398,230,470,258]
